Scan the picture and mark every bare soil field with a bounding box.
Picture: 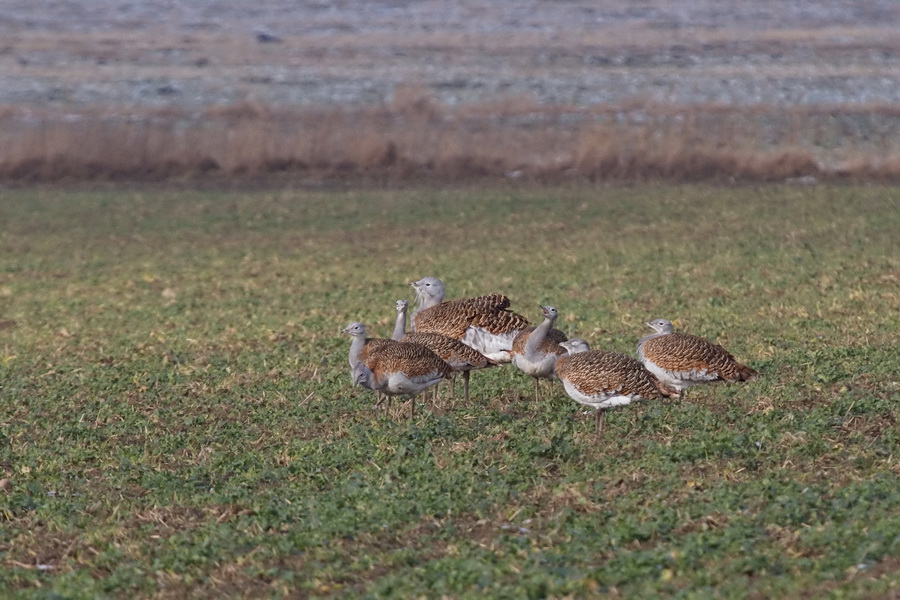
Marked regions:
[0,0,898,181]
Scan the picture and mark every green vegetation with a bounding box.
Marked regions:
[1,183,898,598]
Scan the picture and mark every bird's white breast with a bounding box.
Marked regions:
[385,372,442,395]
[640,359,714,391]
[561,380,641,410]
[512,353,559,379]
[462,327,517,363]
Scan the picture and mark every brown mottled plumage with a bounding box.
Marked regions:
[359,337,397,364]
[556,345,677,400]
[412,294,530,338]
[510,327,568,357]
[555,338,677,432]
[409,278,531,356]
[637,319,758,395]
[355,340,451,419]
[364,341,452,381]
[392,299,495,403]
[346,321,448,417]
[402,332,494,371]
[403,331,494,403]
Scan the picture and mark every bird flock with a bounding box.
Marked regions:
[344,277,757,431]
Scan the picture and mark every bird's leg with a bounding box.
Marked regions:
[380,393,392,414]
[462,370,470,404]
[595,409,605,434]
[449,375,456,400]
[408,395,416,420]
[533,378,541,402]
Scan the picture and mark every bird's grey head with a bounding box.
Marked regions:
[410,277,445,302]
[646,319,675,334]
[342,321,367,337]
[395,299,408,313]
[560,338,591,354]
[540,305,558,320]
[351,362,375,389]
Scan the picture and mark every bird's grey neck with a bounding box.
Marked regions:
[348,334,366,368]
[639,331,669,346]
[391,307,407,341]
[524,313,556,357]
[414,289,443,310]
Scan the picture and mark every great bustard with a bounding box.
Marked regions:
[637,318,758,397]
[342,321,398,407]
[510,305,568,401]
[392,299,495,403]
[555,338,678,432]
[409,276,530,363]
[344,321,450,418]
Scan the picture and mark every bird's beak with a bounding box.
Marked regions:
[645,322,653,329]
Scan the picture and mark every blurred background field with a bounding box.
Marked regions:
[0,0,898,182]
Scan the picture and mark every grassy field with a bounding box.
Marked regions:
[1,183,898,598]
